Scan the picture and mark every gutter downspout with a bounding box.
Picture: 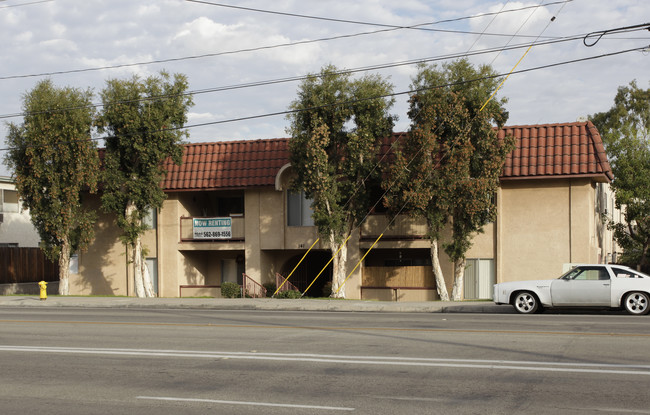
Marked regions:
[569,179,572,264]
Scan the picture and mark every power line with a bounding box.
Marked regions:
[0,34,605,121]
[0,2,573,82]
[185,0,572,36]
[166,45,650,131]
[584,22,650,47]
[1,43,646,153]
[0,0,53,9]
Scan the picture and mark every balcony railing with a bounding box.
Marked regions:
[180,216,245,241]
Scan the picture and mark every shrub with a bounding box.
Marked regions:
[262,282,276,297]
[275,290,301,299]
[221,282,241,298]
[322,282,333,297]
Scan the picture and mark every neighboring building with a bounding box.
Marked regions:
[69,121,621,300]
[0,176,40,248]
[0,177,57,295]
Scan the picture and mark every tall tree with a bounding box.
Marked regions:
[287,65,395,298]
[4,79,99,295]
[383,59,513,301]
[591,80,650,269]
[96,72,193,297]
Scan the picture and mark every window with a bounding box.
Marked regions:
[69,254,79,274]
[287,190,314,227]
[563,267,610,281]
[217,195,244,217]
[613,268,647,279]
[143,207,157,230]
[1,189,19,213]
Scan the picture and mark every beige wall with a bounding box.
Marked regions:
[73,173,615,300]
[497,178,598,283]
[71,195,127,296]
[159,194,179,297]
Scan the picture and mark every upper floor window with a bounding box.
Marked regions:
[143,207,157,230]
[217,195,244,217]
[1,189,19,213]
[287,190,314,227]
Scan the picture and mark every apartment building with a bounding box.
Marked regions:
[69,121,619,300]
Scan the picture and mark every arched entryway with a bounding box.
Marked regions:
[280,251,332,297]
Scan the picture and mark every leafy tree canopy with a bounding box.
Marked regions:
[287,65,396,241]
[97,71,193,246]
[4,79,99,294]
[383,59,513,300]
[96,71,193,297]
[5,79,99,259]
[286,64,395,297]
[591,80,650,267]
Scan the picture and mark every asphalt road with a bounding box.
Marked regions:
[2,307,650,414]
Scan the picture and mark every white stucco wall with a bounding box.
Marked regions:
[0,177,40,247]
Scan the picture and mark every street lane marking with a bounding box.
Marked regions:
[137,396,355,411]
[2,345,650,376]
[2,319,650,337]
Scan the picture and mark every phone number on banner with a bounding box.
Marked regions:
[194,231,232,239]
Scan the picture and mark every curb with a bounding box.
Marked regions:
[0,296,512,314]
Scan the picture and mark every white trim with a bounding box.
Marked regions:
[274,163,292,191]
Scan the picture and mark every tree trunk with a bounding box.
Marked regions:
[142,259,155,297]
[126,201,155,298]
[430,239,449,301]
[132,241,145,298]
[58,239,71,296]
[451,258,466,301]
[329,232,348,299]
[133,236,155,298]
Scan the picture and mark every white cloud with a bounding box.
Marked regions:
[136,4,160,16]
[14,31,33,43]
[39,38,78,54]
[188,111,217,122]
[0,0,649,177]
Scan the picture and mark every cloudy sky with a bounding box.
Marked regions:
[1,0,649,176]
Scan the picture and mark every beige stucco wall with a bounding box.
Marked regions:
[497,178,598,283]
[159,194,179,297]
[72,172,615,300]
[71,195,127,296]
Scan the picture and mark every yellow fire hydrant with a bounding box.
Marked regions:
[38,280,47,301]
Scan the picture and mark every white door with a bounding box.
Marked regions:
[464,259,495,300]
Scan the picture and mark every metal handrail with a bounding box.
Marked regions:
[275,272,300,293]
[242,273,267,298]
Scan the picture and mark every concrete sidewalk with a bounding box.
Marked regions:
[0,295,512,313]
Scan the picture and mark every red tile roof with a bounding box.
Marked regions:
[161,121,612,191]
[161,138,289,191]
[500,121,612,182]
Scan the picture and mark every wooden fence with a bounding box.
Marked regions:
[0,247,59,284]
[362,266,435,288]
